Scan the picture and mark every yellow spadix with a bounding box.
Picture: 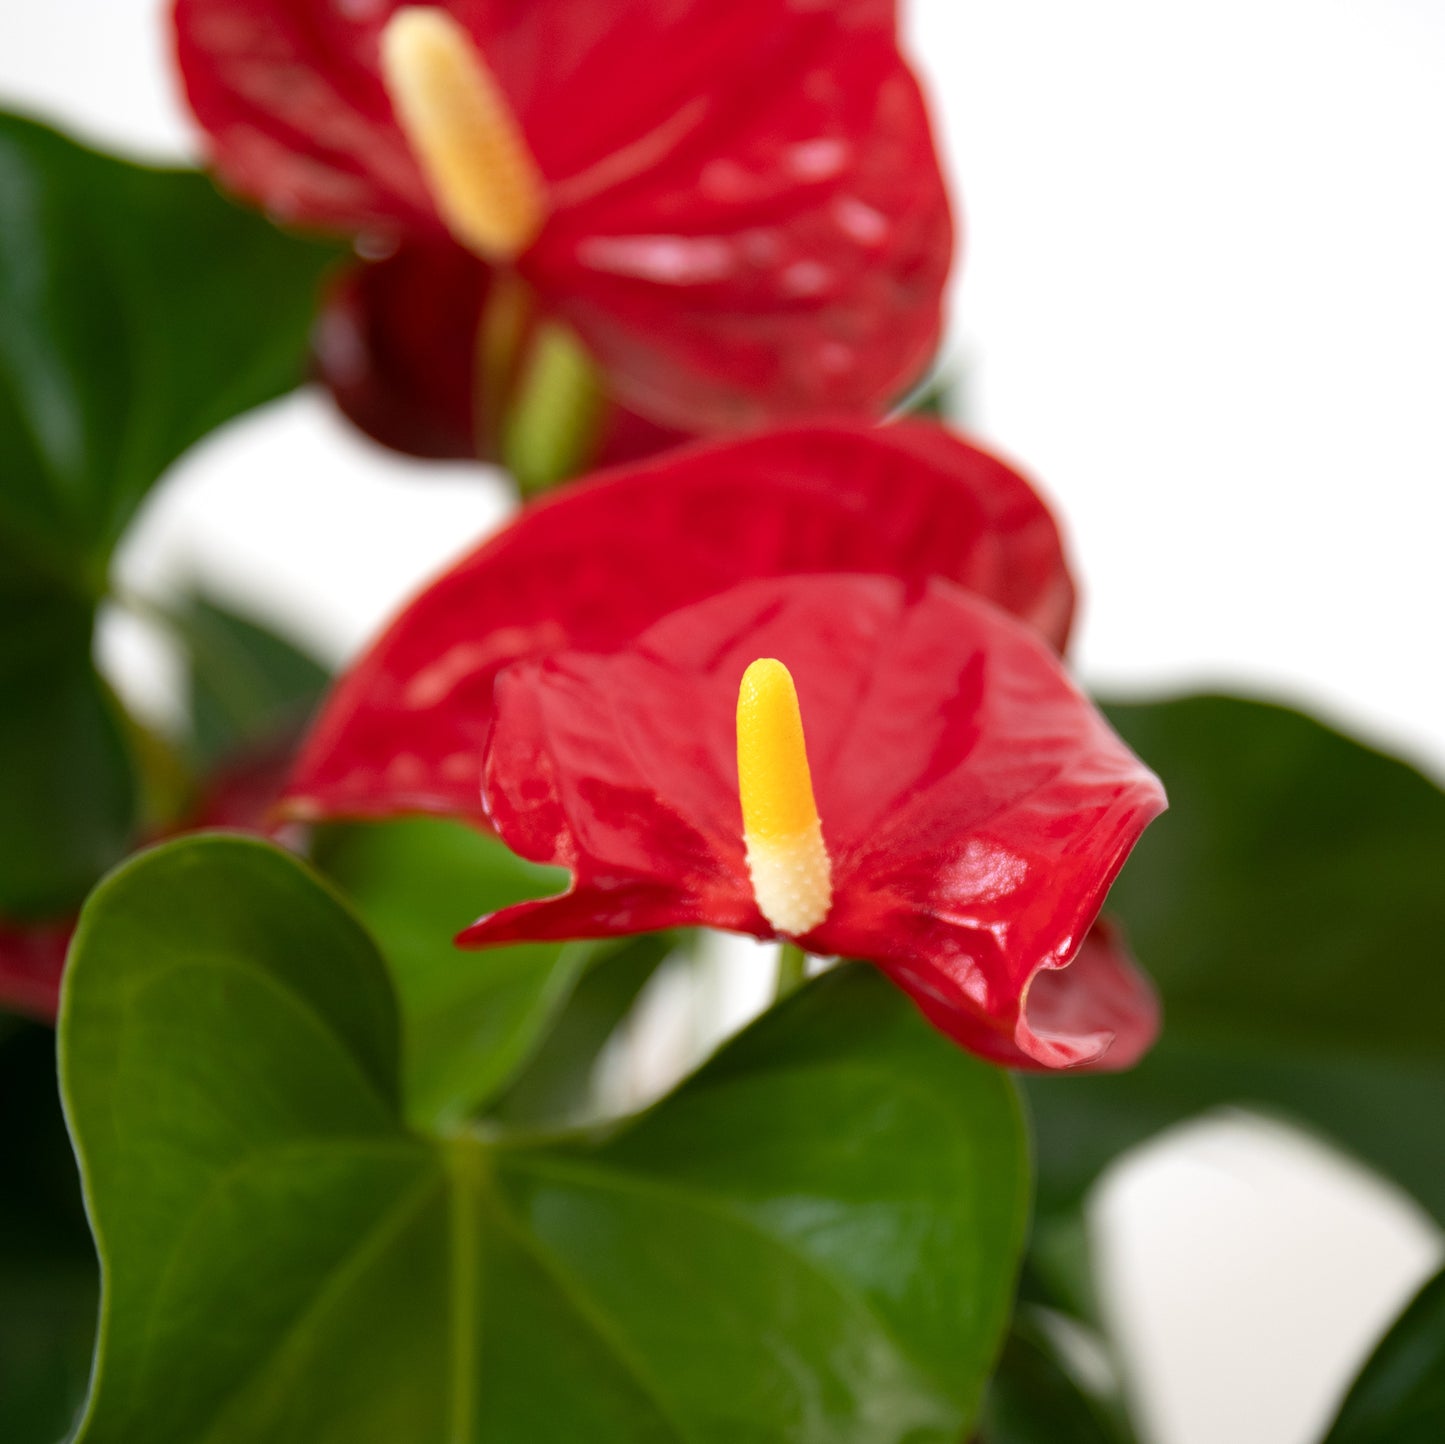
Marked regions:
[736,659,833,936]
[380,8,547,262]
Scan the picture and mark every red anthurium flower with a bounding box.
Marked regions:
[466,575,1165,1069]
[285,422,1076,825]
[173,0,952,453]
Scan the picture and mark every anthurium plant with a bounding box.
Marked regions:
[1,4,1442,1442]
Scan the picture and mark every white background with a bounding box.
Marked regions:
[1,4,1442,1442]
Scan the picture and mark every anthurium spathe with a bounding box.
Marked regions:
[285,422,1076,825]
[173,0,952,450]
[466,575,1166,1069]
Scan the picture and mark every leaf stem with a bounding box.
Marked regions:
[774,941,808,1002]
[443,1134,488,1444]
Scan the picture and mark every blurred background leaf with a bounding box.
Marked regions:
[177,592,331,768]
[1322,1269,1445,1442]
[978,1310,1136,1443]
[0,108,340,933]
[487,930,682,1129]
[1027,694,1445,1223]
[0,110,341,588]
[0,581,133,917]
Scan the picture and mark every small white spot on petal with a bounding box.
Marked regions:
[580,235,736,286]
[833,195,890,246]
[787,137,849,181]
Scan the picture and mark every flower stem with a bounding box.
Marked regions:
[502,321,604,498]
[774,941,808,1002]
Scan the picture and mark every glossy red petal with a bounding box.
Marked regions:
[1017,918,1159,1073]
[175,0,950,428]
[879,424,1076,651]
[462,576,1165,1069]
[0,919,72,1024]
[522,9,951,429]
[174,0,436,235]
[313,242,692,464]
[286,423,1076,823]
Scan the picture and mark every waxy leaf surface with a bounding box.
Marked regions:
[63,834,1029,1442]
[288,422,1076,823]
[1026,695,1445,1221]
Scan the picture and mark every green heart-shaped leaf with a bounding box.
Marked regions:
[62,835,1029,1442]
[0,111,340,588]
[1027,694,1445,1220]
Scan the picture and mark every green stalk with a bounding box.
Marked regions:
[774,941,808,1002]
